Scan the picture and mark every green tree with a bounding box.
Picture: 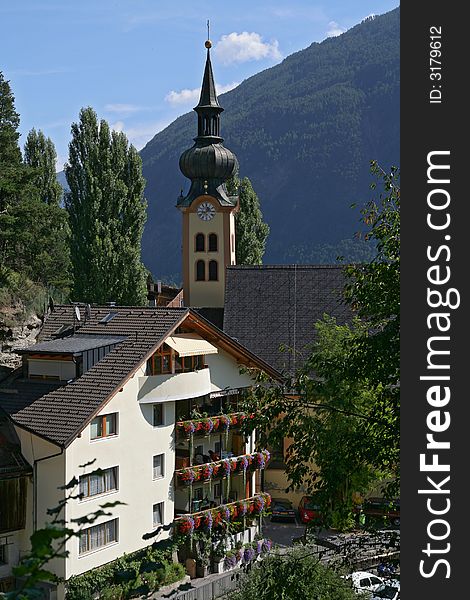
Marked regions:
[0,71,23,211]
[227,176,270,265]
[24,128,62,205]
[242,163,400,528]
[227,546,356,600]
[64,107,148,305]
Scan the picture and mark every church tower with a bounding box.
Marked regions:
[177,38,239,308]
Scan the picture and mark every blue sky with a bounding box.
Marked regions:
[1,1,399,170]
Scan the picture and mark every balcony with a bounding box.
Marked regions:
[174,451,270,488]
[138,367,211,403]
[173,493,272,536]
[175,412,253,439]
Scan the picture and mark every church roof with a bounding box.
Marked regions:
[195,48,221,110]
[223,265,352,375]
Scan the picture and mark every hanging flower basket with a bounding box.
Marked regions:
[219,415,230,431]
[201,463,213,481]
[200,418,214,435]
[204,511,213,531]
[182,421,196,435]
[243,547,255,563]
[177,516,195,535]
[179,467,198,484]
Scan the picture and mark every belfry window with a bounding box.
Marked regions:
[196,260,205,281]
[195,233,205,252]
[208,233,218,252]
[209,260,218,281]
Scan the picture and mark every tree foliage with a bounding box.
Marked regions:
[24,128,62,205]
[227,176,270,265]
[243,163,400,529]
[64,107,148,305]
[0,72,71,297]
[227,546,356,600]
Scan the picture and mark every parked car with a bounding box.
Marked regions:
[362,497,400,526]
[298,495,322,524]
[270,498,296,522]
[370,579,400,599]
[344,571,384,594]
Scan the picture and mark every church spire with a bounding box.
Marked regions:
[177,32,238,208]
[194,38,223,140]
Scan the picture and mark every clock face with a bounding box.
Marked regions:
[197,201,216,221]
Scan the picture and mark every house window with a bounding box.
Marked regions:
[90,413,117,440]
[153,403,163,426]
[214,483,222,499]
[195,233,205,252]
[153,454,164,479]
[208,260,218,281]
[79,518,118,554]
[175,354,204,373]
[208,233,218,252]
[79,467,118,498]
[0,544,7,565]
[196,260,205,281]
[149,344,172,375]
[153,502,164,527]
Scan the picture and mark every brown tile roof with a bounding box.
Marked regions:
[1,306,188,447]
[223,265,353,375]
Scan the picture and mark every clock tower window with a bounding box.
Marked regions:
[195,233,205,252]
[196,260,205,281]
[208,233,218,252]
[208,260,218,281]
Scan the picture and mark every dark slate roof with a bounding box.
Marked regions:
[193,307,225,331]
[1,306,188,447]
[17,335,127,355]
[223,265,352,375]
[196,48,221,109]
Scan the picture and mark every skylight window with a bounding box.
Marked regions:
[99,312,118,324]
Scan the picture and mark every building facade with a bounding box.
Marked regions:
[0,305,278,597]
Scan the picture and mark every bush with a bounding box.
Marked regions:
[227,545,357,600]
[66,542,183,600]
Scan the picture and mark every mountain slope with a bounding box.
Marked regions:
[140,8,399,281]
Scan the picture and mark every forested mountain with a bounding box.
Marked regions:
[140,7,399,281]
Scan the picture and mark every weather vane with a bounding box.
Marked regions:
[205,19,212,49]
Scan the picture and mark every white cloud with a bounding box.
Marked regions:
[165,81,239,105]
[214,32,281,65]
[326,21,346,37]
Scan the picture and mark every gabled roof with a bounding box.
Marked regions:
[1,306,188,447]
[223,265,352,375]
[0,305,281,448]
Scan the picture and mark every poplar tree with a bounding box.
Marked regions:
[0,71,23,213]
[64,107,148,305]
[24,128,62,205]
[227,176,270,265]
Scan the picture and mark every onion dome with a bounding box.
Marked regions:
[179,142,238,181]
[177,39,238,208]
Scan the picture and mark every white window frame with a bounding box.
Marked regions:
[153,502,164,528]
[78,518,118,555]
[79,466,119,500]
[153,403,164,427]
[153,454,164,480]
[90,412,119,441]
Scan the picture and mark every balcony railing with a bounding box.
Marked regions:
[175,412,253,438]
[174,450,270,487]
[173,493,272,536]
